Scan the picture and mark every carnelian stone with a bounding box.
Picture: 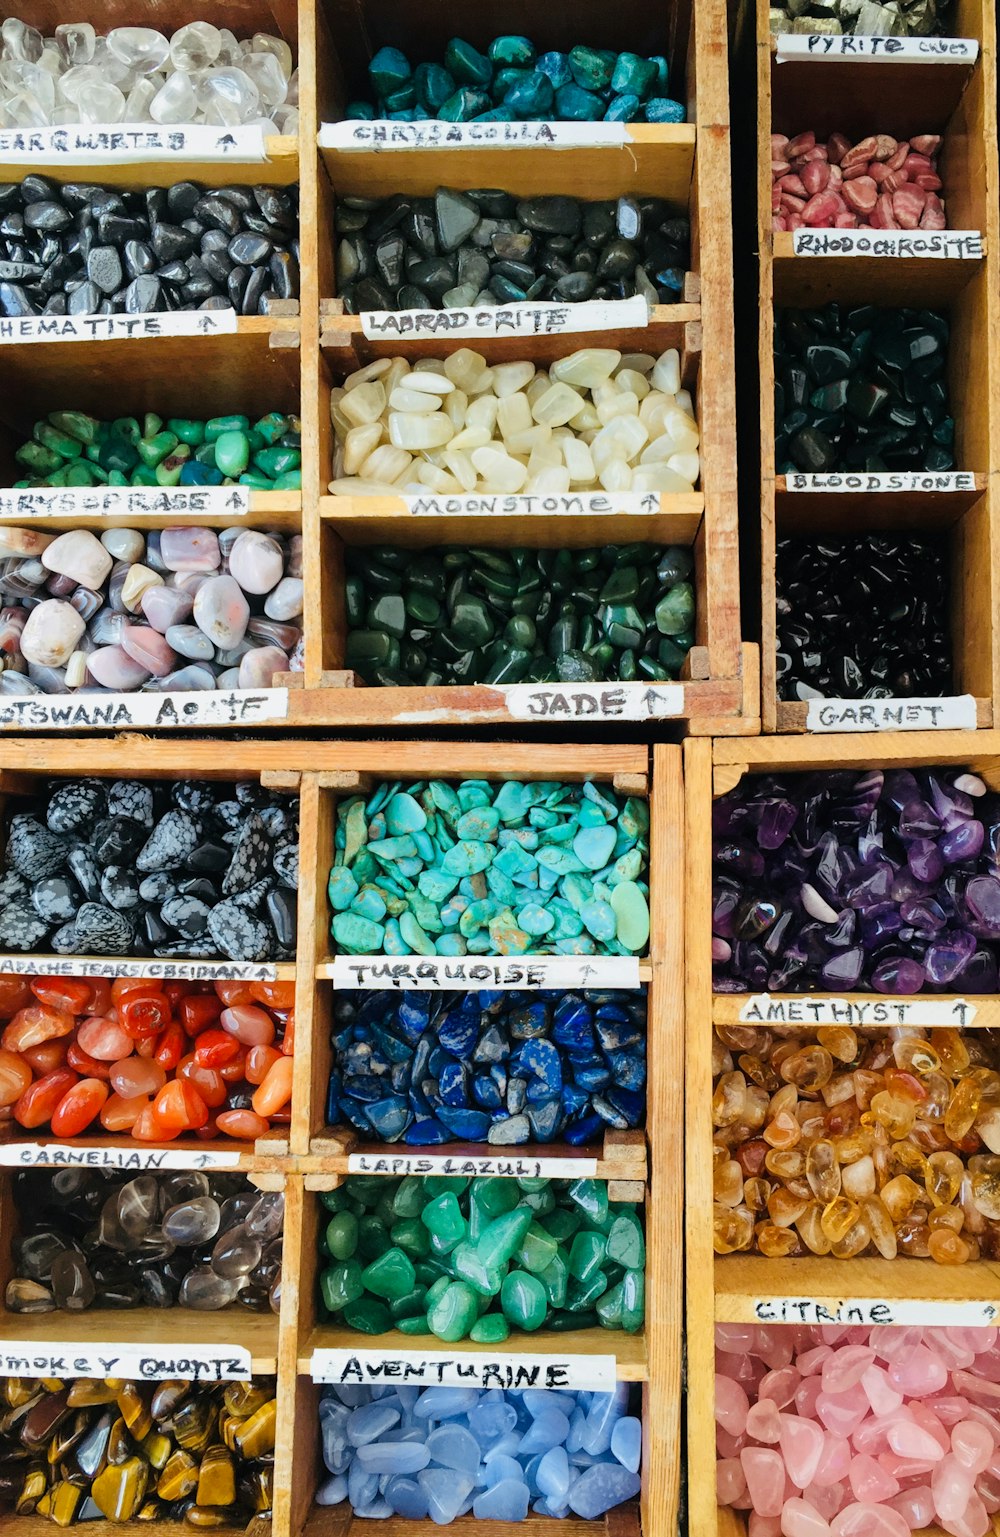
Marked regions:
[110,978,162,1004]
[0,1047,32,1108]
[87,979,113,1016]
[0,977,32,1015]
[152,1078,209,1133]
[281,1011,295,1054]
[180,994,223,1038]
[193,1029,239,1069]
[51,1077,108,1136]
[21,1040,67,1074]
[215,1109,269,1139]
[101,1092,150,1132]
[252,1056,293,1117]
[153,1022,185,1070]
[177,1056,228,1109]
[31,978,92,1014]
[66,1042,112,1081]
[119,994,171,1040]
[250,981,295,1010]
[246,1045,281,1085]
[2,1004,76,1053]
[132,1102,180,1142]
[219,1049,248,1083]
[110,1058,166,1099]
[220,1005,274,1047]
[164,980,196,1009]
[76,1015,132,1062]
[15,1068,78,1128]
[214,981,255,1008]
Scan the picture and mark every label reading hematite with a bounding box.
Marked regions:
[0,309,238,345]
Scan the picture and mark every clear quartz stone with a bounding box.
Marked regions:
[106,26,169,74]
[123,75,157,121]
[1,18,43,62]
[149,70,197,124]
[252,33,292,78]
[216,28,242,65]
[89,37,133,87]
[272,104,298,134]
[58,63,107,106]
[4,87,50,127]
[242,52,287,107]
[169,21,221,72]
[197,67,258,125]
[76,81,126,123]
[54,22,95,66]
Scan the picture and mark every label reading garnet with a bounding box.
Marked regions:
[0,309,238,344]
[321,120,629,150]
[775,34,978,61]
[792,230,982,260]
[0,687,289,731]
[806,696,977,732]
[499,681,683,720]
[0,485,251,519]
[329,955,641,991]
[311,1349,617,1391]
[359,296,649,340]
[0,1342,252,1382]
[738,994,977,1028]
[0,125,266,161]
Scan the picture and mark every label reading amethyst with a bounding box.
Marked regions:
[805,695,977,732]
[311,1349,616,1391]
[738,994,977,1027]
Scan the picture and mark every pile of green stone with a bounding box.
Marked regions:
[347,36,684,124]
[13,410,302,491]
[319,1174,645,1341]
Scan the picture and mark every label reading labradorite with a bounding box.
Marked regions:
[792,230,983,260]
[360,296,650,340]
[0,125,266,161]
[0,687,288,730]
[0,1343,252,1382]
[0,1143,242,1171]
[775,35,978,61]
[310,1348,617,1390]
[348,1152,600,1179]
[321,120,629,150]
[786,471,976,493]
[330,956,641,991]
[0,486,251,519]
[805,695,977,732]
[500,681,683,720]
[754,1298,996,1328]
[0,956,279,982]
[738,994,977,1027]
[403,491,661,517]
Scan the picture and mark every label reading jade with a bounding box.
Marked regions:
[775,34,978,61]
[348,1152,600,1180]
[360,296,649,340]
[321,120,629,150]
[330,956,641,991]
[0,486,251,519]
[754,1298,997,1328]
[311,1349,617,1391]
[785,471,976,493]
[0,687,289,731]
[0,309,238,345]
[0,125,266,162]
[739,995,977,1027]
[0,1143,242,1171]
[792,229,983,260]
[806,695,977,732]
[404,491,661,517]
[499,681,683,720]
[0,956,279,982]
[0,1343,252,1382]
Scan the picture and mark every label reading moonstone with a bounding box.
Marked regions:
[0,309,238,344]
[0,486,251,519]
[792,230,983,260]
[806,695,977,732]
[311,1349,617,1391]
[500,681,684,720]
[330,956,641,991]
[403,491,662,517]
[785,471,976,492]
[360,296,649,340]
[0,956,279,982]
[348,1152,600,1179]
[0,1343,252,1382]
[754,1298,997,1327]
[738,995,977,1027]
[775,34,978,61]
[0,687,289,730]
[321,120,629,150]
[0,1143,242,1171]
[0,125,266,161]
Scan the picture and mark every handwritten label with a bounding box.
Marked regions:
[0,956,279,982]
[0,125,265,162]
[321,120,629,150]
[0,1143,241,1170]
[348,1152,599,1179]
[775,34,978,62]
[754,1298,997,1327]
[311,1349,616,1391]
[806,695,977,732]
[0,309,238,345]
[0,1342,252,1382]
[500,681,683,720]
[330,956,641,991]
[738,994,977,1027]
[360,296,649,341]
[403,491,663,517]
[0,486,250,520]
[785,471,976,493]
[792,229,983,260]
[0,686,289,731]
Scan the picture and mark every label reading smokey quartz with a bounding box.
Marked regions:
[0,485,251,519]
[0,125,266,161]
[360,296,649,341]
[311,1349,616,1391]
[738,994,977,1027]
[792,229,983,260]
[775,34,978,61]
[348,1152,600,1179]
[0,956,279,982]
[321,120,629,150]
[806,695,977,732]
[785,471,976,493]
[0,1343,252,1382]
[500,681,683,720]
[0,309,238,345]
[330,955,641,991]
[754,1298,997,1328]
[0,1143,242,1171]
[404,491,662,517]
[0,687,288,731]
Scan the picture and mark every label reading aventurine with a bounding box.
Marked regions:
[499,681,683,720]
[0,309,238,345]
[311,1349,616,1391]
[0,1343,252,1382]
[0,1143,241,1171]
[330,955,641,991]
[360,296,649,341]
[403,491,662,517]
[0,687,289,731]
[754,1298,997,1328]
[348,1152,600,1180]
[785,471,976,493]
[806,695,977,732]
[775,34,978,61]
[321,120,629,150]
[738,994,977,1027]
[0,956,279,982]
[792,229,983,260]
[0,486,250,519]
[0,125,266,162]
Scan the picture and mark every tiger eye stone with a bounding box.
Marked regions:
[196,1445,236,1506]
[157,1449,200,1501]
[49,1479,84,1527]
[232,1399,276,1459]
[15,1461,46,1514]
[116,1384,153,1441]
[185,1505,229,1527]
[92,1455,149,1521]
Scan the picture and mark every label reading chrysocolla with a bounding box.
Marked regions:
[0,486,250,519]
[0,1143,241,1171]
[360,296,649,341]
[0,956,279,982]
[348,1152,600,1180]
[775,34,978,61]
[330,955,641,991]
[403,491,662,518]
[0,1342,252,1382]
[785,471,976,494]
[738,994,977,1028]
[0,309,238,345]
[792,229,983,260]
[806,695,977,733]
[311,1349,616,1391]
[499,681,684,721]
[0,687,289,731]
[754,1298,997,1328]
[0,125,266,161]
[320,120,629,150]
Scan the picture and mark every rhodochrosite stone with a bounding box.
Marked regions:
[716,1324,1000,1537]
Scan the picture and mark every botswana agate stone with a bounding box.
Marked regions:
[713,765,1000,993]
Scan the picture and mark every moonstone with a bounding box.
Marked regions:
[19,599,85,667]
[193,575,249,648]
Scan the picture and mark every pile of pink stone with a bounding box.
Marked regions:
[0,525,303,696]
[771,132,945,232]
[716,1324,1000,1536]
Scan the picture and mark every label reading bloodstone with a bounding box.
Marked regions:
[0,125,266,161]
[0,1343,252,1382]
[311,1348,617,1391]
[754,1298,997,1328]
[330,955,641,991]
[785,471,976,493]
[0,687,289,730]
[499,681,683,720]
[321,120,629,150]
[806,695,977,732]
[348,1152,600,1179]
[0,486,251,519]
[792,230,983,260]
[0,309,238,344]
[738,994,977,1027]
[775,35,978,61]
[359,296,649,340]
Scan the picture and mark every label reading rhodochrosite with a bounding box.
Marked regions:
[360,296,649,340]
[806,695,977,732]
[311,1349,616,1391]
[403,490,662,517]
[0,125,266,161]
[0,486,250,519]
[500,681,683,720]
[0,956,278,982]
[754,1298,997,1327]
[0,309,237,344]
[785,471,976,493]
[0,1343,252,1381]
[330,956,641,991]
[739,995,977,1027]
[775,34,977,61]
[321,120,629,150]
[0,1143,241,1171]
[793,229,982,260]
[348,1152,599,1179]
[0,687,288,730]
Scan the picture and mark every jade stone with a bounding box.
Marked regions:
[318,1174,645,1340]
[345,545,695,687]
[347,35,682,124]
[328,778,651,956]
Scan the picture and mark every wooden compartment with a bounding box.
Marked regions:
[734,0,1000,731]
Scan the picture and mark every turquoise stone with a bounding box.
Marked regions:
[572,825,617,872]
[385,792,427,836]
[328,867,359,911]
[610,883,650,953]
[332,912,385,953]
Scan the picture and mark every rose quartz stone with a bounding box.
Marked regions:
[779,1414,825,1489]
[121,623,177,678]
[159,525,221,572]
[747,1399,783,1443]
[86,644,151,690]
[742,1447,786,1518]
[41,528,112,591]
[192,574,249,649]
[19,598,85,667]
[780,1497,831,1536]
[237,644,287,689]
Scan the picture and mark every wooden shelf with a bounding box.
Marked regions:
[0,1306,280,1373]
[320,493,705,546]
[0,135,299,188]
[300,1322,648,1381]
[771,229,985,308]
[305,1128,648,1187]
[301,1502,641,1537]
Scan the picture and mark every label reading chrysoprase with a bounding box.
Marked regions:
[0,1343,252,1381]
[321,120,629,150]
[311,1349,616,1390]
[806,695,977,732]
[754,1298,997,1328]
[360,296,649,340]
[330,956,641,991]
[738,995,977,1027]
[403,491,664,517]
[0,309,238,345]
[775,34,978,61]
[785,471,976,493]
[792,229,982,260]
[348,1152,600,1179]
[0,125,266,161]
[0,687,289,730]
[0,956,279,982]
[500,681,683,720]
[0,1143,242,1171]
[0,486,250,519]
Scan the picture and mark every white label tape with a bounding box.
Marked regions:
[330,955,641,991]
[755,1297,997,1327]
[0,309,238,344]
[775,34,978,61]
[785,471,977,493]
[0,956,279,981]
[0,1143,241,1170]
[321,120,629,150]
[806,695,977,732]
[402,490,663,517]
[0,124,266,161]
[311,1349,617,1390]
[0,687,289,731]
[0,1342,252,1381]
[738,994,977,1027]
[499,681,683,721]
[360,296,650,340]
[792,229,982,260]
[347,1152,600,1179]
[0,486,250,519]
